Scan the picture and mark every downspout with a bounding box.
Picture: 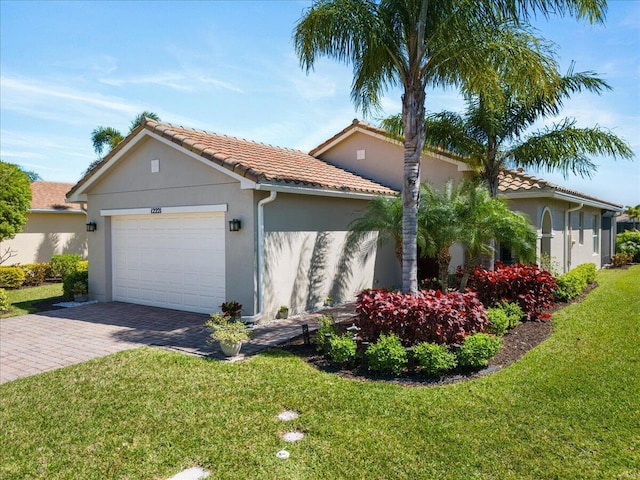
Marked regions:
[564,202,583,273]
[242,191,277,323]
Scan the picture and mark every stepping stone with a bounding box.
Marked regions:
[281,431,305,442]
[277,410,299,421]
[167,467,210,480]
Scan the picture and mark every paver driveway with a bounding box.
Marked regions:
[0,302,356,384]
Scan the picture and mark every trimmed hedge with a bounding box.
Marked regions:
[356,289,488,346]
[50,254,82,278]
[457,333,501,368]
[0,266,25,289]
[0,288,9,312]
[412,342,457,376]
[554,263,596,302]
[21,263,51,286]
[468,263,556,321]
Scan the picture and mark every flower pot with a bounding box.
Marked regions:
[219,341,242,357]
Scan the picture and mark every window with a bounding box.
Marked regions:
[592,214,600,254]
[578,212,584,245]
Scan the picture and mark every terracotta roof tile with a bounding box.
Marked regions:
[30,182,80,211]
[139,119,396,196]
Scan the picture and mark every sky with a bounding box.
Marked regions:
[1,0,638,207]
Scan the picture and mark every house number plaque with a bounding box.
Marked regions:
[150,207,162,214]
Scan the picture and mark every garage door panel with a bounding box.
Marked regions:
[112,213,225,314]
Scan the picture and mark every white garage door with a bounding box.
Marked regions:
[112,213,225,314]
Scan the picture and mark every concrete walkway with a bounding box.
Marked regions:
[0,302,356,384]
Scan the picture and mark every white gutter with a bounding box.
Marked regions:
[241,191,277,323]
[255,182,396,200]
[564,202,584,273]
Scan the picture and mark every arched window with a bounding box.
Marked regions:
[540,208,553,259]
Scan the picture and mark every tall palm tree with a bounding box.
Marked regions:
[382,64,633,197]
[295,0,605,294]
[624,204,640,230]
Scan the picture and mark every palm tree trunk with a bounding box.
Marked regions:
[437,248,451,293]
[401,83,426,294]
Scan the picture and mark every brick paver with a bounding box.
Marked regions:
[0,302,356,384]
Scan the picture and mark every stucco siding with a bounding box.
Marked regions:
[0,212,87,264]
[84,138,257,312]
[262,193,400,317]
[318,130,466,191]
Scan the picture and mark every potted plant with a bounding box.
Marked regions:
[277,305,289,319]
[206,313,251,357]
[72,280,88,302]
[220,300,242,319]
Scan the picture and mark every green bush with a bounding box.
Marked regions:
[314,314,336,352]
[612,252,633,267]
[328,334,357,365]
[412,342,457,376]
[497,301,523,328]
[0,266,25,288]
[0,288,10,312]
[617,230,640,262]
[77,260,89,272]
[50,254,82,278]
[487,308,510,336]
[21,263,51,286]
[365,333,408,376]
[554,263,596,302]
[457,333,501,368]
[62,270,88,300]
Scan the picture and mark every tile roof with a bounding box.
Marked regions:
[499,169,622,209]
[30,182,80,211]
[70,118,397,197]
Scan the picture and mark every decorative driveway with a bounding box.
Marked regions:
[0,302,356,384]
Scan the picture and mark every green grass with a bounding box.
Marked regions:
[1,267,639,479]
[0,283,63,318]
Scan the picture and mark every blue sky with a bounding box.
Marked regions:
[1,0,638,206]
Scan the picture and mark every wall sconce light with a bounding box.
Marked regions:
[228,218,241,232]
[86,222,97,232]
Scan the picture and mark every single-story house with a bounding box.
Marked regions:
[1,181,87,265]
[67,118,622,318]
[66,119,400,319]
[311,119,623,274]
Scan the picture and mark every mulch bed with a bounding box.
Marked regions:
[277,283,598,387]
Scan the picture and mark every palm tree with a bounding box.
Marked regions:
[624,204,640,230]
[382,63,633,197]
[295,0,605,294]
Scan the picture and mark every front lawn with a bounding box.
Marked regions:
[1,267,638,479]
[0,283,64,318]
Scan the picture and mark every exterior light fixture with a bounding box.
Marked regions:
[228,218,241,232]
[86,222,97,232]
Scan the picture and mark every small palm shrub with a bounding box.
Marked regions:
[328,334,357,365]
[0,266,25,289]
[365,333,408,376]
[0,288,10,312]
[457,333,501,368]
[412,342,457,376]
[487,308,510,336]
[314,314,336,352]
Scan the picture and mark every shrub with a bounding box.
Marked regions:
[0,266,25,288]
[62,270,88,300]
[497,301,523,329]
[314,314,336,352]
[617,229,640,262]
[77,260,89,272]
[468,263,556,321]
[220,300,242,318]
[486,308,510,336]
[21,263,51,286]
[328,334,357,365]
[554,263,596,302]
[412,342,457,376]
[0,288,9,312]
[457,333,501,368]
[612,252,632,267]
[206,313,251,344]
[355,289,488,346]
[365,333,408,376]
[50,254,82,278]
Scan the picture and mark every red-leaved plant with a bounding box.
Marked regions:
[355,289,488,346]
[468,262,556,321]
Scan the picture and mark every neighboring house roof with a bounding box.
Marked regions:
[499,169,623,211]
[67,118,397,201]
[30,182,82,212]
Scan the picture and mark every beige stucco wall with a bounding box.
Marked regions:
[262,192,400,318]
[317,130,467,191]
[0,212,87,264]
[83,137,257,312]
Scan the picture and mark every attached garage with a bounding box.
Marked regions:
[110,210,226,314]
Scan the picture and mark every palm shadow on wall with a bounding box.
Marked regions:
[36,233,59,263]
